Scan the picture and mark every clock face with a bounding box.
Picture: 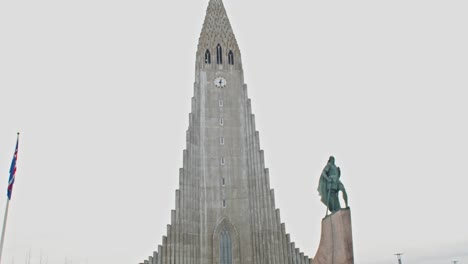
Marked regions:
[214,77,227,88]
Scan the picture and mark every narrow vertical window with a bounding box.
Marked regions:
[220,229,232,263]
[228,50,234,65]
[222,199,226,208]
[221,157,225,165]
[219,99,224,107]
[220,118,224,126]
[222,177,225,186]
[205,49,211,64]
[217,44,223,64]
[220,137,225,145]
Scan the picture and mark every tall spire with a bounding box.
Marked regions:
[197,0,240,63]
[138,1,314,263]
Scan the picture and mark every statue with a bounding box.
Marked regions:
[318,156,348,215]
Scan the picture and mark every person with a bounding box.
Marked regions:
[318,156,348,214]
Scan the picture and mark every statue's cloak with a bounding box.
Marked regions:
[318,172,329,205]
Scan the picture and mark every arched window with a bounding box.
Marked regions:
[220,229,232,264]
[217,44,223,64]
[205,49,211,64]
[228,50,234,65]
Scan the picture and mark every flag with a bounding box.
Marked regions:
[7,134,19,200]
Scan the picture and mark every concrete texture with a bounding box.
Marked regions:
[139,0,313,263]
[313,208,354,264]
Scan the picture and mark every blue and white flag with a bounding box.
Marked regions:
[7,134,19,200]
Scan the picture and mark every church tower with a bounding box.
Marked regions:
[140,0,312,263]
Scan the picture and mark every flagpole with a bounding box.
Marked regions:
[0,132,20,264]
[0,199,11,264]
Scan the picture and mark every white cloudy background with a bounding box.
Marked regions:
[0,0,467,264]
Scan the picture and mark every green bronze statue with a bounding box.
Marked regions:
[318,156,348,215]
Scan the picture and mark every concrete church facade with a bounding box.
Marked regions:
[140,0,312,263]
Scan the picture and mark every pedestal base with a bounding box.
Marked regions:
[313,208,354,264]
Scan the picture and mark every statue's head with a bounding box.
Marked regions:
[328,156,335,164]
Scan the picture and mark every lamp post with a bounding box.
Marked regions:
[395,253,403,264]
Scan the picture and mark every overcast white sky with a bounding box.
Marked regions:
[1,0,467,264]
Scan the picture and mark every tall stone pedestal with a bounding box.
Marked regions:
[313,208,354,264]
